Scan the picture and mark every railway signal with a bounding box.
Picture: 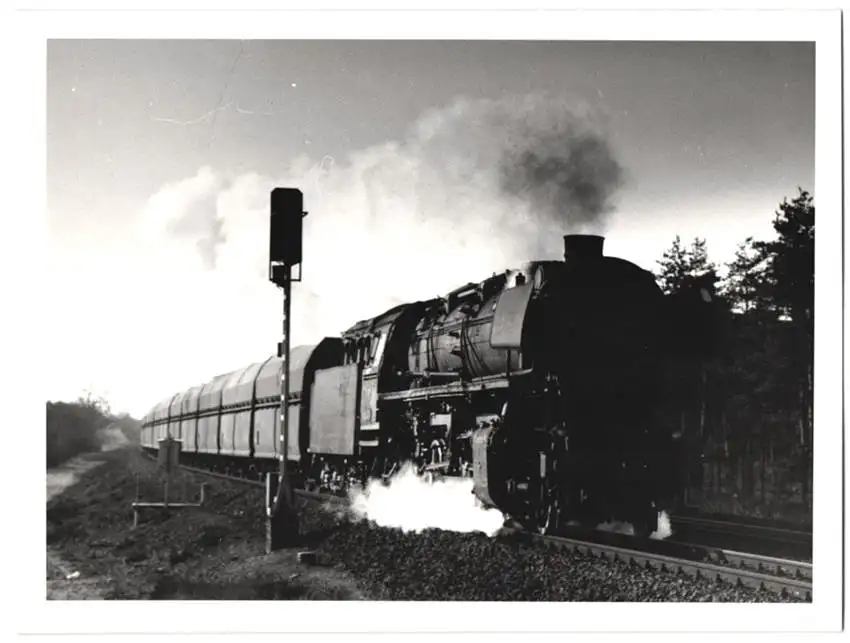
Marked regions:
[266,187,306,552]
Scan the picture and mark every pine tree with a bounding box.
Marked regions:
[686,237,717,281]
[755,189,814,505]
[656,235,689,295]
[721,237,771,314]
[755,189,815,325]
[659,189,815,516]
[656,236,718,295]
[655,235,722,502]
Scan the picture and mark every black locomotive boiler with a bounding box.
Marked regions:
[141,234,712,536]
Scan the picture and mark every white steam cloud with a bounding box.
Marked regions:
[139,93,625,350]
[344,461,673,541]
[144,166,230,270]
[597,511,674,540]
[346,462,506,537]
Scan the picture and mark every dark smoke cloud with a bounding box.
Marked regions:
[498,125,625,233]
[401,93,625,237]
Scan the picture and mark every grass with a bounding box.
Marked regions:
[46,446,366,600]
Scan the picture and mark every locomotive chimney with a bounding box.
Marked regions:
[563,234,605,263]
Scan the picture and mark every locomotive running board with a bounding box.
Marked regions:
[380,369,532,402]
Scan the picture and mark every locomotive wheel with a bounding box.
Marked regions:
[632,520,656,539]
[423,470,440,485]
[533,436,564,536]
[535,479,561,535]
[630,508,659,539]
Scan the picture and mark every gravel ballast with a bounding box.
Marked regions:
[47,447,808,602]
[314,521,808,602]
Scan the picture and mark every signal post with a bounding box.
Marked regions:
[266,187,306,552]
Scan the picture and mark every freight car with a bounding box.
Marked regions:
[141,234,714,536]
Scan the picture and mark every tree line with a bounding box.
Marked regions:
[46,392,141,468]
[655,188,814,524]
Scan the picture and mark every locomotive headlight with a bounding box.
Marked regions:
[700,287,712,303]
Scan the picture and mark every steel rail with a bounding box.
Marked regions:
[175,462,264,488]
[707,548,812,583]
[672,515,812,544]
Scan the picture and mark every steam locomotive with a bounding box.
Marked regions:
[141,234,713,536]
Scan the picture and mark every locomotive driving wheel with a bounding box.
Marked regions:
[630,503,659,539]
[535,476,561,535]
[533,443,563,536]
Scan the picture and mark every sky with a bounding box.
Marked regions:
[46,39,815,417]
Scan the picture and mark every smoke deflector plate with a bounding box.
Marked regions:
[489,283,533,350]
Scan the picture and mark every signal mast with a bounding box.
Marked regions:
[266,187,306,552]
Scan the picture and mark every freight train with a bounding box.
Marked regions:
[141,234,714,536]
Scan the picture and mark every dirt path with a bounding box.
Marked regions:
[46,436,128,599]
[47,456,106,502]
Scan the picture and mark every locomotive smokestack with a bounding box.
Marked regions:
[563,234,605,263]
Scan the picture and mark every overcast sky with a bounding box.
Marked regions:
[46,39,814,416]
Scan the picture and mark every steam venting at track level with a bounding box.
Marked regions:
[343,459,673,540]
[346,463,506,537]
[596,511,674,540]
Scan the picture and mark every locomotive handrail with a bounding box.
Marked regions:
[412,370,461,378]
[381,368,534,401]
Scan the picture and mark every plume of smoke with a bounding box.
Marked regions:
[139,93,625,352]
[498,127,624,234]
[413,95,625,235]
[346,462,506,537]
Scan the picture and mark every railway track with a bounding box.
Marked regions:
[502,528,812,600]
[671,514,812,545]
[705,548,812,583]
[162,456,812,601]
[669,514,812,562]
